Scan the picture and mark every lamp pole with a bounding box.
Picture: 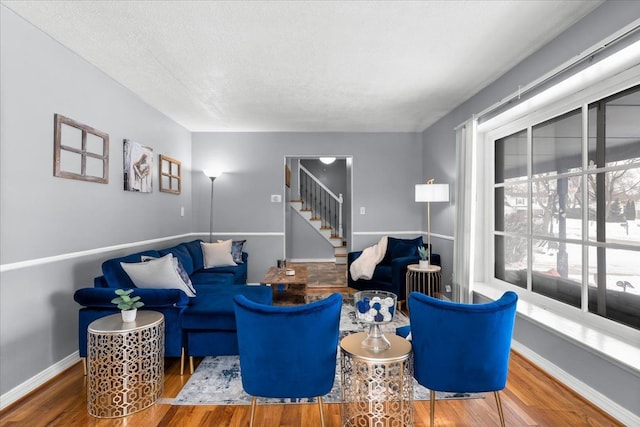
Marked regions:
[204,169,223,243]
[209,176,216,243]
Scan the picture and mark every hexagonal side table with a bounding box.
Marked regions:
[87,311,164,418]
[340,332,414,427]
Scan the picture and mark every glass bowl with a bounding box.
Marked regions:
[353,290,397,351]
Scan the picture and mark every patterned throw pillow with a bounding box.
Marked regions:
[231,240,246,264]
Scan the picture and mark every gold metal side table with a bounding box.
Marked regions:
[87,311,164,418]
[340,332,414,427]
[406,264,442,301]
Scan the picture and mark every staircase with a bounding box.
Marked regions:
[290,164,347,264]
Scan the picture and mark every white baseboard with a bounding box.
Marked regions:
[512,341,640,426]
[0,352,80,411]
[287,258,336,263]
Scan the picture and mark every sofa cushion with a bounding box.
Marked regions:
[190,271,236,286]
[159,243,195,275]
[102,250,161,288]
[372,264,392,282]
[385,236,423,263]
[120,254,196,297]
[201,240,237,268]
[182,285,272,330]
[183,239,205,271]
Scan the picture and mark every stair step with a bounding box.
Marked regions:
[329,238,345,248]
[334,246,347,255]
[335,253,347,264]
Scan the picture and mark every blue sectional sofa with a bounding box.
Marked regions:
[74,239,272,373]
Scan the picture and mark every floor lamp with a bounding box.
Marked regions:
[415,179,450,265]
[203,169,223,243]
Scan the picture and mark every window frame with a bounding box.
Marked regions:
[478,69,640,339]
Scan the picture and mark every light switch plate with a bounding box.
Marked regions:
[360,207,366,215]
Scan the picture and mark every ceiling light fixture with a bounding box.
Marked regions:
[319,157,336,165]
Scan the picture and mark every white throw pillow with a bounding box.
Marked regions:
[201,240,237,268]
[141,254,196,296]
[121,253,196,297]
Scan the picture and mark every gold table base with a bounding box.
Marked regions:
[87,311,164,418]
[406,264,442,301]
[340,332,414,427]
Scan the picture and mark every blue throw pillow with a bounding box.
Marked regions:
[387,236,423,261]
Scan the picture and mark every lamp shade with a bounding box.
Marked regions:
[203,169,223,179]
[415,183,449,202]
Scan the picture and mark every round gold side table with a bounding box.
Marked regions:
[340,332,414,427]
[406,264,442,301]
[87,311,164,418]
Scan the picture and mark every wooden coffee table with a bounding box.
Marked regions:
[261,266,308,305]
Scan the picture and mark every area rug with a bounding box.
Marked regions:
[173,301,483,405]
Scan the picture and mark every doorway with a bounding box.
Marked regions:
[284,156,352,262]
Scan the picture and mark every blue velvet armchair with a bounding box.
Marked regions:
[233,293,342,427]
[348,236,441,301]
[402,291,518,427]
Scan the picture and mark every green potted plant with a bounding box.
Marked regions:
[417,246,429,269]
[111,289,144,322]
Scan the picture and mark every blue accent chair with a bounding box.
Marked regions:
[233,293,342,427]
[348,236,441,302]
[404,291,518,427]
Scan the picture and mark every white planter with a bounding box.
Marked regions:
[121,308,137,322]
[418,260,429,269]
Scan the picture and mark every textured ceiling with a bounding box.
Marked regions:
[2,1,604,132]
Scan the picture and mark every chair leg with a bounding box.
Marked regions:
[250,397,257,427]
[430,390,435,427]
[180,348,185,376]
[190,356,194,374]
[494,391,505,427]
[318,396,325,427]
[82,357,87,376]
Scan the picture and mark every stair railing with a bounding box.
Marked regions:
[298,164,343,238]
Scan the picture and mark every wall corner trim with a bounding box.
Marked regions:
[0,351,80,411]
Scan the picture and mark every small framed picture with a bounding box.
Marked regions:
[123,139,153,192]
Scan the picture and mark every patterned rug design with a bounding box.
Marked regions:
[173,301,482,405]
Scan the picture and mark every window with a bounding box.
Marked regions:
[494,85,640,330]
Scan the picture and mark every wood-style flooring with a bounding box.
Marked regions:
[0,263,623,426]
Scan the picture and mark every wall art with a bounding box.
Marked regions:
[123,139,153,192]
[54,114,109,183]
[159,154,181,194]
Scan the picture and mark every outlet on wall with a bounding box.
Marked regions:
[271,194,282,203]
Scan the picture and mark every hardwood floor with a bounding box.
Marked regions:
[0,263,623,426]
[0,345,620,426]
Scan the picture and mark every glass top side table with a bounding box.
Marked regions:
[340,331,414,426]
[87,311,164,418]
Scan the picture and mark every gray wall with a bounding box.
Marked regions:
[191,132,425,282]
[423,1,640,419]
[0,6,192,396]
